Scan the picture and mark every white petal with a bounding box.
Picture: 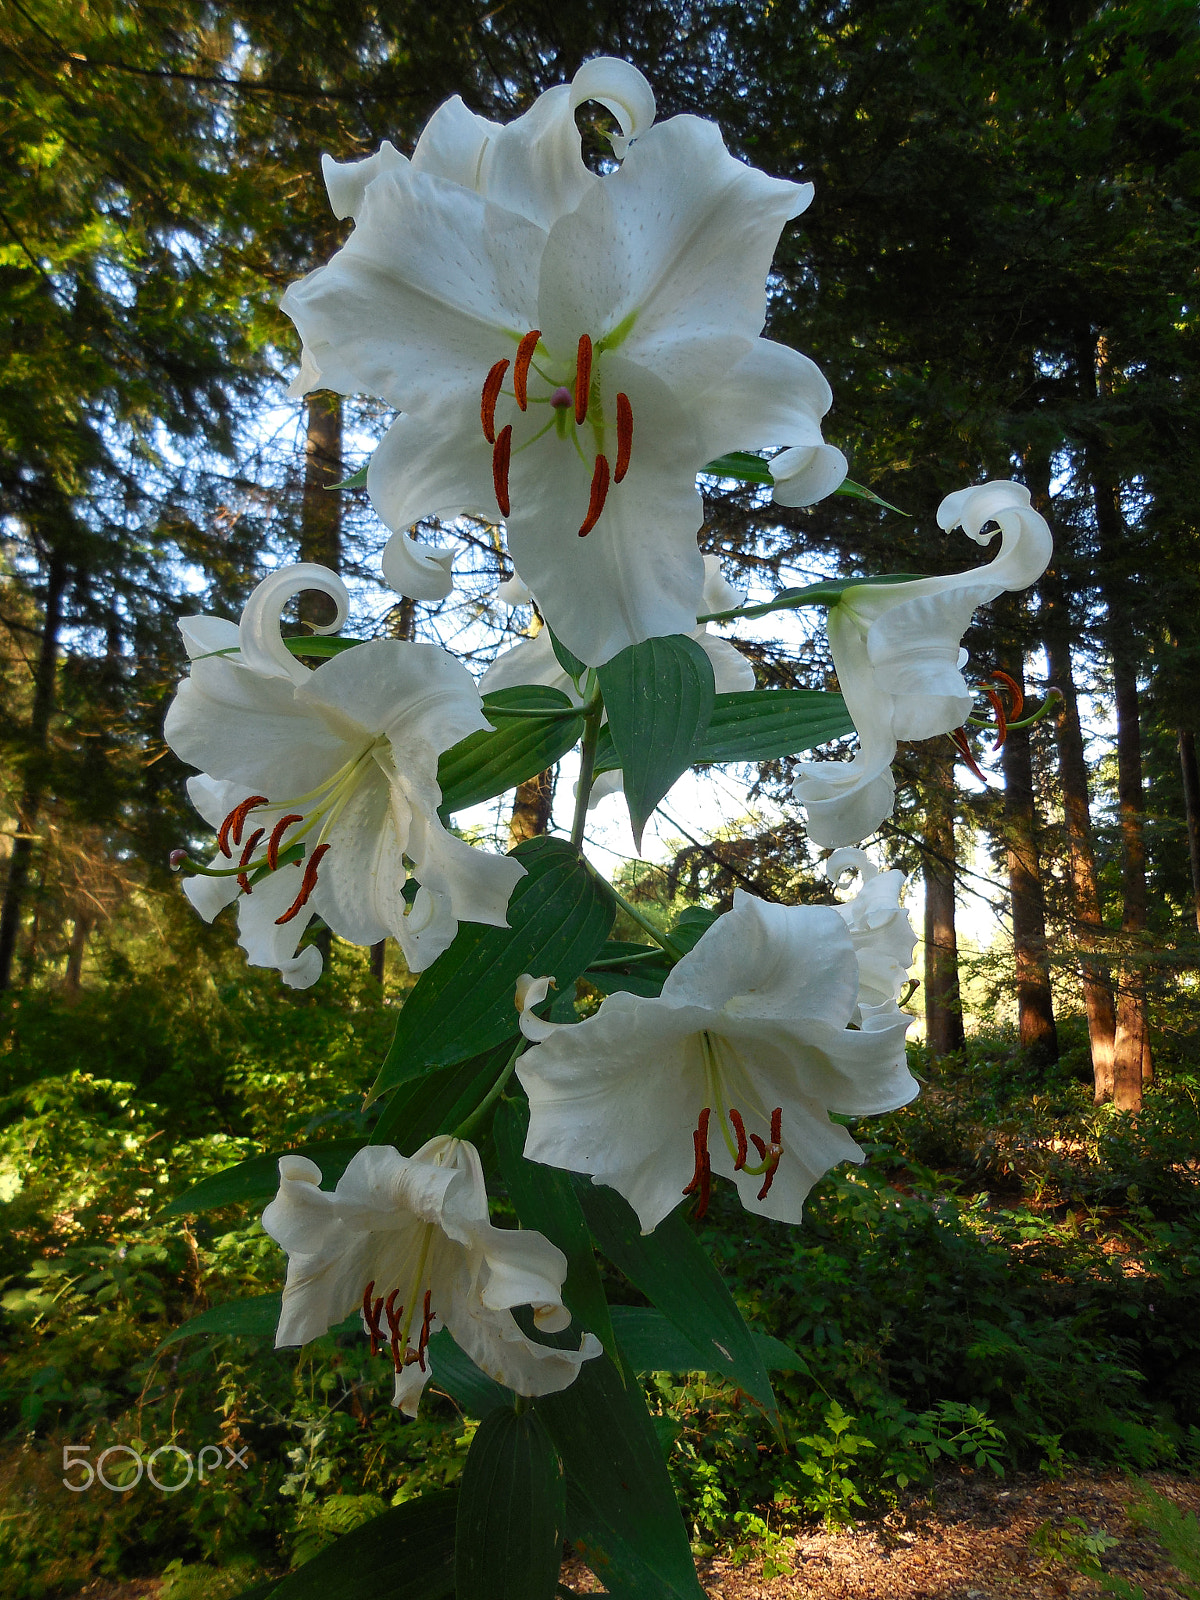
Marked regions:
[368,395,498,544]
[506,358,705,666]
[937,479,1053,590]
[282,166,542,411]
[286,344,325,400]
[239,564,350,685]
[700,555,746,616]
[569,57,655,159]
[391,885,458,974]
[661,893,859,1028]
[296,640,491,757]
[182,859,238,922]
[479,632,574,699]
[381,533,456,602]
[393,1352,437,1416]
[536,116,811,376]
[770,442,851,508]
[710,1094,864,1225]
[185,772,237,829]
[411,96,503,187]
[237,867,324,989]
[322,140,407,221]
[496,573,532,607]
[696,631,756,694]
[697,338,834,460]
[179,614,240,662]
[404,807,525,932]
[516,973,560,1042]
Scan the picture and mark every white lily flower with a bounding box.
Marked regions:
[792,480,1053,847]
[165,564,524,973]
[282,57,845,666]
[824,847,917,1023]
[515,890,916,1234]
[263,1137,601,1413]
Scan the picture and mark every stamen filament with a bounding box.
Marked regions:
[513,330,541,410]
[574,334,592,426]
[275,842,330,924]
[614,392,633,483]
[493,424,513,517]
[578,454,610,537]
[480,359,509,444]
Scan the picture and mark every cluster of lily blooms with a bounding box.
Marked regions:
[166,59,1053,1410]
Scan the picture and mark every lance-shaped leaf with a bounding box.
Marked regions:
[596,635,715,850]
[455,1407,566,1600]
[159,1138,367,1219]
[578,1185,777,1417]
[266,1489,458,1600]
[157,1293,283,1348]
[537,1347,705,1600]
[494,1097,617,1361]
[593,688,855,776]
[609,1306,809,1378]
[437,687,583,815]
[370,838,613,1102]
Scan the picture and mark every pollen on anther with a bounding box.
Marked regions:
[492,424,513,517]
[275,842,330,925]
[267,813,303,871]
[578,454,610,537]
[218,794,268,858]
[574,334,593,426]
[614,392,633,483]
[480,359,509,445]
[513,330,541,410]
[728,1108,748,1170]
[236,828,265,894]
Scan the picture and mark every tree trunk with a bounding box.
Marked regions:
[300,391,342,627]
[999,651,1058,1061]
[1179,730,1200,935]
[508,768,556,848]
[370,941,386,984]
[64,913,91,996]
[0,552,68,991]
[1085,335,1150,1109]
[923,751,965,1056]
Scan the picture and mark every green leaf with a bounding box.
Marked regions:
[455,1407,566,1600]
[157,1292,282,1348]
[548,629,588,685]
[284,635,364,659]
[438,687,583,815]
[493,1098,617,1361]
[833,478,908,514]
[609,1307,809,1377]
[266,1490,458,1600]
[700,450,775,485]
[693,689,856,763]
[372,1045,512,1150]
[159,1137,367,1219]
[701,572,925,624]
[326,464,369,491]
[426,1327,514,1417]
[369,838,614,1102]
[578,1186,776,1416]
[580,939,670,998]
[668,906,720,953]
[596,635,715,851]
[537,1349,704,1600]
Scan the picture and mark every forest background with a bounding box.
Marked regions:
[1,1,1199,1595]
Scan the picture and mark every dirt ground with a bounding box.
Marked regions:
[562,1469,1200,1599]
[68,1468,1198,1600]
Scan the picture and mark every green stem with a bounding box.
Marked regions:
[452,1036,525,1141]
[601,877,682,963]
[570,690,604,851]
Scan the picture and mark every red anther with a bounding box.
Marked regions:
[513,329,541,410]
[417,1288,433,1369]
[951,726,989,783]
[217,794,269,858]
[614,392,633,483]
[990,668,1024,720]
[728,1108,748,1171]
[770,1107,782,1145]
[384,1288,404,1372]
[682,1107,712,1219]
[362,1281,385,1358]
[267,813,304,871]
[574,334,592,425]
[578,453,610,537]
[984,687,1008,750]
[492,424,513,517]
[236,827,265,893]
[749,1112,783,1201]
[480,359,509,444]
[275,842,331,925]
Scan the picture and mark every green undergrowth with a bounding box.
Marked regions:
[1,987,1198,1593]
